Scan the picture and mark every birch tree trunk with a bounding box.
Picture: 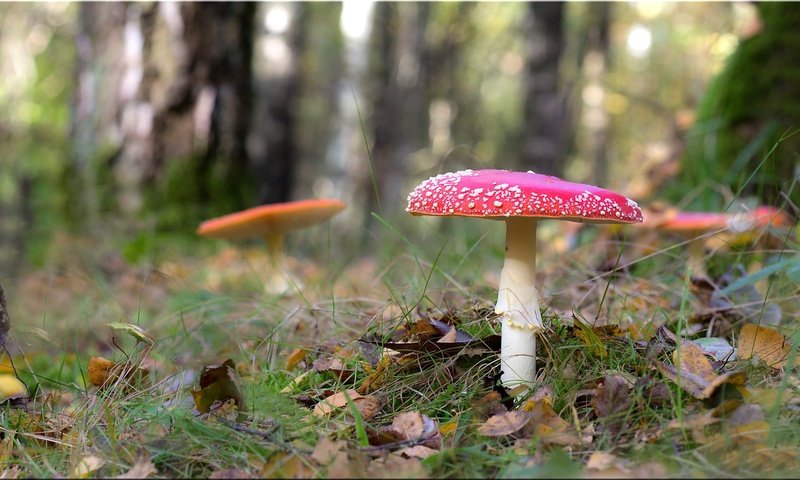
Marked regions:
[519,2,568,176]
[69,2,256,228]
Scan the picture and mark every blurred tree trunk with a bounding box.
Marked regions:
[364,3,431,234]
[427,3,477,163]
[250,3,306,205]
[519,2,568,176]
[69,2,256,229]
[582,2,611,186]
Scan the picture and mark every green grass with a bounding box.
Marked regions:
[1,206,799,478]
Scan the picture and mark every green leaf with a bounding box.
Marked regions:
[107,322,155,345]
[718,256,800,296]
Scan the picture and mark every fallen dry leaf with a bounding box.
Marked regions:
[738,324,795,369]
[313,389,381,420]
[477,410,533,437]
[285,348,306,371]
[87,357,150,390]
[591,375,632,433]
[209,469,252,479]
[398,445,439,459]
[72,455,105,479]
[191,359,246,413]
[115,456,158,479]
[260,451,315,478]
[657,339,746,400]
[389,411,441,449]
[585,451,618,471]
[364,453,428,478]
[88,357,115,387]
[437,326,458,343]
[313,389,362,416]
[521,388,582,446]
[0,374,28,403]
[0,465,21,479]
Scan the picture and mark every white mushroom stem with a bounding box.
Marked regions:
[686,238,709,280]
[263,233,297,295]
[495,217,542,389]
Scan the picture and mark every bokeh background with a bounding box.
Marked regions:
[1,2,797,274]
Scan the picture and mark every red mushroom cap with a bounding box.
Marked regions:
[406,169,643,224]
[748,206,792,228]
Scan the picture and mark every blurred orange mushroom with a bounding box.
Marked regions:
[197,199,347,294]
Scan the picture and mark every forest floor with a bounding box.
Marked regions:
[0,219,798,478]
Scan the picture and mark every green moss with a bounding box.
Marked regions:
[670,3,800,209]
[145,155,255,232]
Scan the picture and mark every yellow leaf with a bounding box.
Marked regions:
[572,316,608,359]
[738,324,795,369]
[72,455,105,479]
[284,348,306,371]
[88,357,114,387]
[106,322,154,345]
[0,374,27,402]
[658,340,746,400]
[314,390,361,416]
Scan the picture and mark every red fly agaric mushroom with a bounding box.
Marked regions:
[197,199,347,294]
[406,169,643,388]
[725,206,794,248]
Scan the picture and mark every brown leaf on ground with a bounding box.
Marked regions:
[311,437,347,464]
[208,469,252,479]
[478,386,581,446]
[397,445,439,459]
[88,357,115,387]
[634,374,671,409]
[657,339,746,400]
[285,348,306,371]
[313,389,381,421]
[519,387,582,446]
[87,357,151,390]
[375,411,441,449]
[72,455,105,479]
[473,391,508,420]
[584,452,669,479]
[738,324,795,369]
[437,326,458,343]
[312,356,353,382]
[477,410,533,437]
[592,375,632,433]
[585,451,617,471]
[0,465,21,479]
[314,389,361,416]
[365,454,428,479]
[357,356,394,394]
[191,359,246,413]
[260,451,315,478]
[114,456,158,479]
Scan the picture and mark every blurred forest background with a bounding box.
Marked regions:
[1,1,798,275]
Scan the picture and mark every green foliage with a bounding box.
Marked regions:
[145,154,256,232]
[673,3,800,208]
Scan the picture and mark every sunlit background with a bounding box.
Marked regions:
[0,2,771,271]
